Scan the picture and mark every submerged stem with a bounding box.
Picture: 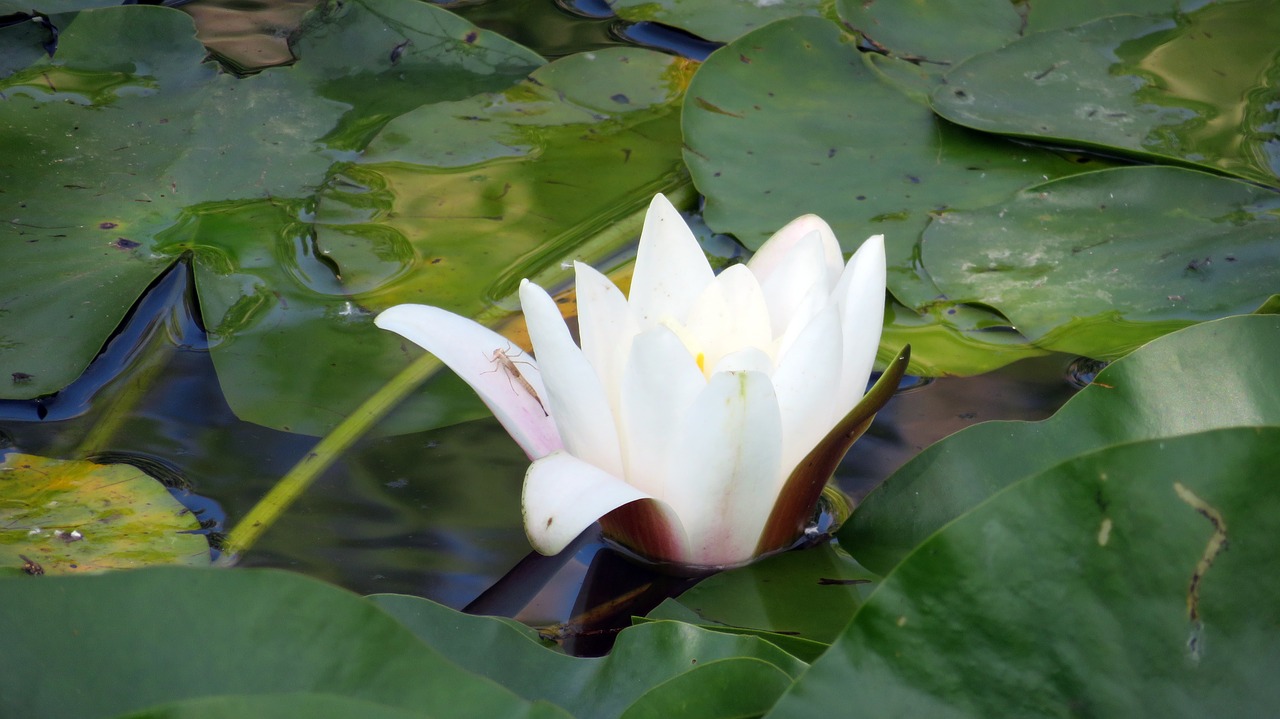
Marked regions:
[215,350,442,565]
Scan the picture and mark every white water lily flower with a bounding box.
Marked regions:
[376,194,905,570]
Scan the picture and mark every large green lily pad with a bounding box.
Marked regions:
[837,0,1022,66]
[373,593,806,718]
[681,16,1114,375]
[774,427,1280,717]
[0,567,568,719]
[842,314,1280,575]
[0,453,208,574]
[0,0,543,435]
[932,3,1280,188]
[605,0,829,44]
[921,166,1280,359]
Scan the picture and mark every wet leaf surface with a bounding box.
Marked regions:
[0,453,208,574]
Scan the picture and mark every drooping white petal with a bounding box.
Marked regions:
[574,261,636,420]
[832,235,887,413]
[770,304,843,476]
[663,370,783,568]
[687,264,773,369]
[749,214,844,290]
[628,194,715,329]
[754,230,836,338]
[520,280,624,477]
[375,304,562,459]
[523,451,664,555]
[619,325,707,498]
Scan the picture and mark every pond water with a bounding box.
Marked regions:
[0,0,1084,624]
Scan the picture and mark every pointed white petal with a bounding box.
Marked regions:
[663,370,783,568]
[628,194,715,329]
[833,235,887,412]
[523,451,658,555]
[375,304,562,459]
[574,261,635,420]
[520,280,624,477]
[749,214,844,289]
[772,282,828,362]
[687,265,773,367]
[619,325,705,498]
[770,304,843,475]
[754,230,835,337]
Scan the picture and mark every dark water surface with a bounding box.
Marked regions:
[0,0,1082,615]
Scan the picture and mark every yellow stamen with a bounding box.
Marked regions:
[695,352,706,373]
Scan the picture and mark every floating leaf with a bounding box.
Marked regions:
[0,453,208,574]
[681,16,1114,374]
[0,0,544,435]
[0,567,568,719]
[921,166,1280,358]
[370,593,806,718]
[606,0,828,44]
[842,314,1280,575]
[837,0,1021,66]
[932,3,1280,187]
[775,428,1280,717]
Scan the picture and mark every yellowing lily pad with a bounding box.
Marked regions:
[0,453,209,574]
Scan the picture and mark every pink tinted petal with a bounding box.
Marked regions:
[574,261,636,420]
[770,304,843,476]
[520,280,624,477]
[663,370,783,568]
[375,304,562,459]
[523,451,662,555]
[832,235,887,413]
[628,194,714,329]
[619,325,706,498]
[749,214,844,289]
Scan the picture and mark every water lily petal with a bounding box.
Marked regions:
[620,325,706,498]
[709,346,774,376]
[663,370,783,568]
[574,261,636,420]
[524,451,660,555]
[754,229,836,338]
[628,194,715,329]
[520,280,624,477]
[832,235,887,413]
[771,304,843,476]
[375,304,562,459]
[688,264,773,368]
[749,214,844,291]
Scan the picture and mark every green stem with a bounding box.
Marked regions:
[215,350,442,565]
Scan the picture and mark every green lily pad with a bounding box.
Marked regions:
[921,166,1280,359]
[681,16,1115,375]
[0,1,544,435]
[842,314,1280,575]
[605,0,830,44]
[114,694,436,719]
[0,567,568,719]
[837,0,1022,66]
[775,427,1280,717]
[644,542,873,660]
[0,453,208,574]
[878,300,1051,377]
[370,593,806,717]
[932,4,1280,187]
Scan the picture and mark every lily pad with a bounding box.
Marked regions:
[842,314,1280,575]
[0,453,208,574]
[0,567,568,719]
[932,4,1280,187]
[0,0,544,435]
[370,593,807,718]
[837,0,1022,66]
[605,0,829,44]
[921,166,1280,359]
[681,16,1115,375]
[774,427,1280,717]
[644,542,873,661]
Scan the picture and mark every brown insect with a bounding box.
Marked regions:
[19,554,43,576]
[483,345,548,416]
